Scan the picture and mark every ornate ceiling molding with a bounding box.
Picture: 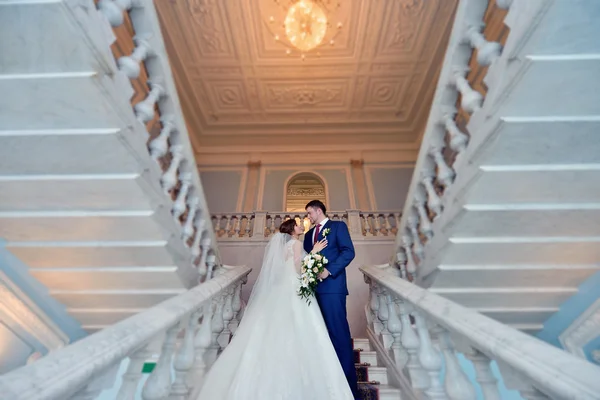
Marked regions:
[156,0,458,150]
[559,298,600,362]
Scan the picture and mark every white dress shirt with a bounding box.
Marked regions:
[313,218,330,243]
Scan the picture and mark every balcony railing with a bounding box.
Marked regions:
[211,210,403,241]
[360,264,600,400]
[0,266,252,400]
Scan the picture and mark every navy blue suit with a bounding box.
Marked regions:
[304,220,358,397]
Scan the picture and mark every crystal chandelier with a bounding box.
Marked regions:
[268,0,343,60]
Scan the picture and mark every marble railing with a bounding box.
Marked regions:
[391,0,510,279]
[95,0,220,278]
[211,210,402,240]
[0,266,251,400]
[361,264,600,400]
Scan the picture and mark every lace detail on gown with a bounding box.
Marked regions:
[196,236,353,400]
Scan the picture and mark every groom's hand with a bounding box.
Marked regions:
[319,269,331,280]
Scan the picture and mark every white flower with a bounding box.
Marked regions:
[309,277,315,282]
[323,228,331,236]
[322,257,328,264]
[314,254,322,260]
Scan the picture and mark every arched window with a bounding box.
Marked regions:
[285,172,327,212]
[285,172,328,233]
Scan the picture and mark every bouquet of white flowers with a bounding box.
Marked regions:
[297,252,329,304]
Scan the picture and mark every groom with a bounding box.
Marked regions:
[304,200,359,398]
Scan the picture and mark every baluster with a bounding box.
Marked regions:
[224,215,233,237]
[135,82,165,123]
[422,177,443,218]
[465,25,502,66]
[149,117,175,162]
[452,69,483,114]
[118,36,152,79]
[191,218,205,261]
[392,212,401,234]
[435,328,476,400]
[414,313,447,399]
[269,216,276,235]
[465,350,501,400]
[206,254,217,280]
[414,188,433,239]
[377,288,392,350]
[172,173,192,222]
[234,215,242,237]
[396,250,408,280]
[407,213,425,260]
[182,198,199,243]
[187,303,213,390]
[442,110,469,153]
[401,236,418,278]
[161,145,184,195]
[360,213,370,236]
[142,325,179,400]
[386,294,409,369]
[244,216,252,238]
[97,0,141,27]
[230,283,243,333]
[218,287,234,349]
[382,213,393,235]
[373,214,382,236]
[369,282,383,335]
[170,312,200,400]
[198,238,211,278]
[206,294,225,367]
[116,345,151,400]
[398,302,429,389]
[429,148,455,189]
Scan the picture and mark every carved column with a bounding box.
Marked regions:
[350,159,371,210]
[243,161,261,212]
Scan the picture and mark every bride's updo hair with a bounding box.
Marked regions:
[279,219,297,235]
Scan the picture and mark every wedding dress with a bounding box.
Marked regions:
[197,233,354,399]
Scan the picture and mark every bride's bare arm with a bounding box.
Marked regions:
[293,240,305,273]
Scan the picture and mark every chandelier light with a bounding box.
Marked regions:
[268,0,343,60]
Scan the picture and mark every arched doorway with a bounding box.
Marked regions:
[285,172,328,232]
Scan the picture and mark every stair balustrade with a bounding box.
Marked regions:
[361,264,600,400]
[210,210,403,240]
[391,0,512,280]
[95,0,221,280]
[0,267,251,400]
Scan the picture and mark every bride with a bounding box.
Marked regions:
[197,219,354,399]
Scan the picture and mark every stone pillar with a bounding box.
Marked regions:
[243,161,261,212]
[350,159,371,210]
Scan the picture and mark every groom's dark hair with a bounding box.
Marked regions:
[305,200,327,215]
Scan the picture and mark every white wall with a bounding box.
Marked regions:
[199,162,413,213]
[219,239,395,336]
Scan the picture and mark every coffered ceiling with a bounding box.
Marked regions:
[155,0,457,163]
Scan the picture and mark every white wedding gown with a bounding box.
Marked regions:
[197,233,353,399]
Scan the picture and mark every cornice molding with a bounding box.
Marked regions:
[559,298,600,362]
[0,271,69,352]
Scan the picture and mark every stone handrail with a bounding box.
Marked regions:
[361,264,600,400]
[94,0,221,277]
[211,210,402,240]
[0,266,251,400]
[392,0,510,279]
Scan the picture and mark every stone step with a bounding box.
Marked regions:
[358,383,402,400]
[352,338,371,351]
[355,349,378,366]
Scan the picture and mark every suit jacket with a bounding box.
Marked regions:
[303,220,355,295]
